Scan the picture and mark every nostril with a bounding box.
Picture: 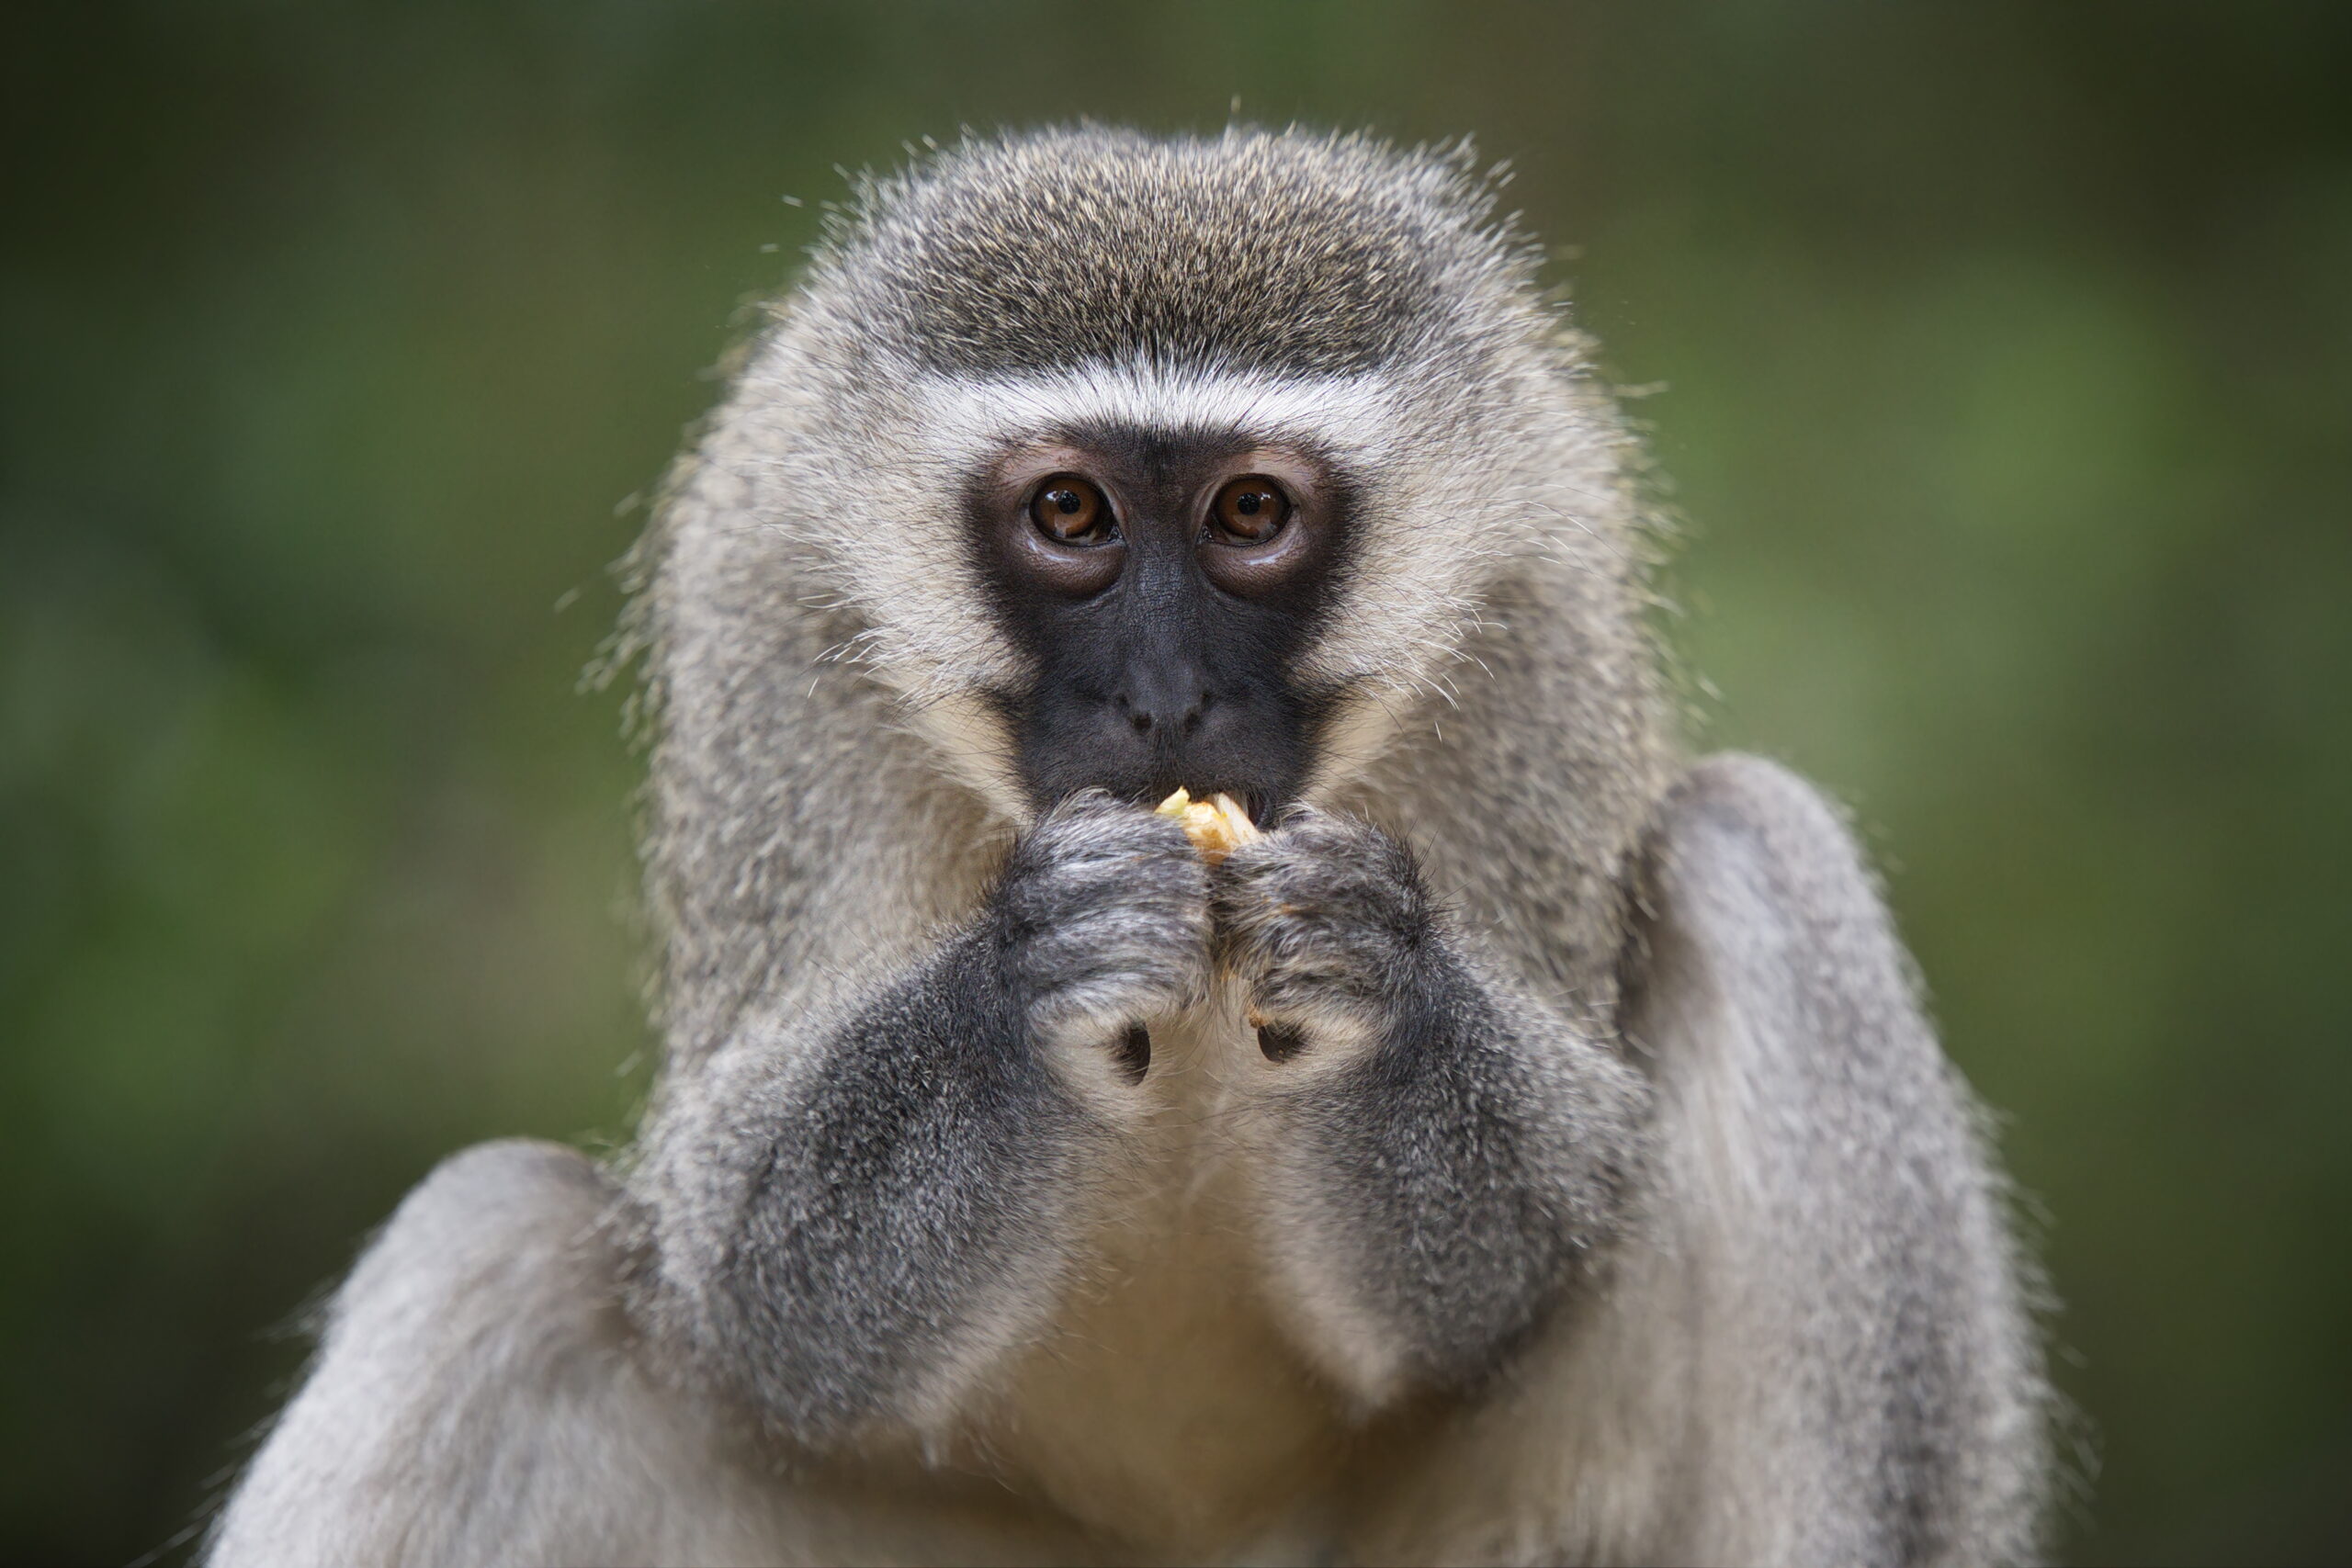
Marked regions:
[1114,686,1211,739]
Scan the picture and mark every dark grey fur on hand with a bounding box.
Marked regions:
[1216,809,1649,1399]
[627,793,1208,1445]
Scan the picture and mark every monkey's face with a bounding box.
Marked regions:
[746,132,1595,826]
[787,356,1521,826]
[963,425,1354,820]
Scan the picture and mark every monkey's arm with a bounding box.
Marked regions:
[207,1142,796,1568]
[210,799,1203,1566]
[1334,753,2045,1564]
[1213,808,1652,1402]
[627,795,1207,1444]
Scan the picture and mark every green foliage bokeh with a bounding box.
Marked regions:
[4,4,2347,1562]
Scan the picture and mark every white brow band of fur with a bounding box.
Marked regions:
[905,360,1401,463]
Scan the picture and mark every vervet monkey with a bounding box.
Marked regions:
[209,127,2048,1567]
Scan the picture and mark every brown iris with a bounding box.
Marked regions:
[1029,474,1114,545]
[1210,476,1290,544]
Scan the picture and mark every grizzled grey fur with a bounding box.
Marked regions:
[1215,807,1651,1393]
[209,126,2050,1567]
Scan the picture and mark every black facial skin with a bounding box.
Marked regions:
[967,425,1354,822]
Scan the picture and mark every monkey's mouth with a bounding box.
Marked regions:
[1059,772,1279,829]
[1006,694,1307,830]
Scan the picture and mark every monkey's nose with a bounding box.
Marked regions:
[1114,685,1212,739]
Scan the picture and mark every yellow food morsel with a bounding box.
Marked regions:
[1154,786,1261,863]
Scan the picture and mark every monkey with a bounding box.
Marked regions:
[207,126,2050,1567]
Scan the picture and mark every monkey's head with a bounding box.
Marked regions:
[677,127,1641,828]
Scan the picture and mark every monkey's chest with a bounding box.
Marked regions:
[962,1006,1351,1557]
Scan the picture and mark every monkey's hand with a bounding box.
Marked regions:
[1001,792,1213,1066]
[624,792,1206,1449]
[1212,806,1430,1062]
[1211,806,1649,1404]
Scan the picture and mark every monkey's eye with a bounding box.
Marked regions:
[1210,476,1291,545]
[1029,475,1114,545]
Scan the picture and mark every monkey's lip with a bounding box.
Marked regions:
[1023,759,1293,827]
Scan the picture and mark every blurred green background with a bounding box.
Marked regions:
[5,3,2348,1562]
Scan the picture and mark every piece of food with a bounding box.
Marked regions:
[1155,786,1261,864]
